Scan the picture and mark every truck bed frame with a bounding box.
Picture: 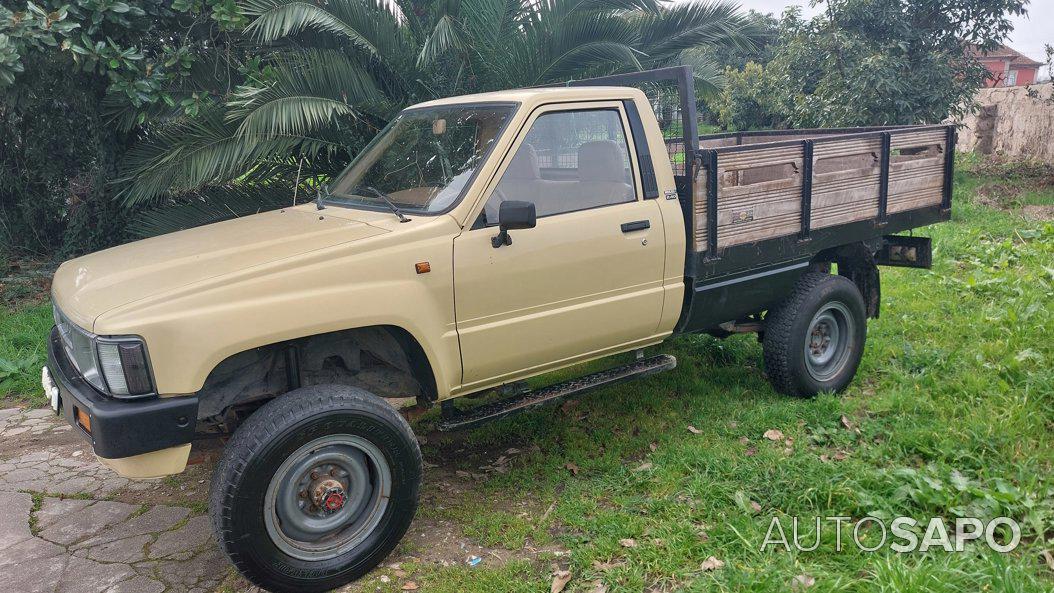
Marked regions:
[553,66,954,332]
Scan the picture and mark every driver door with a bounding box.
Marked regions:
[453,103,666,391]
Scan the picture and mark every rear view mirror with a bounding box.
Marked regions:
[492,200,536,248]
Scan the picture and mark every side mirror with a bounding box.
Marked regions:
[492,200,536,248]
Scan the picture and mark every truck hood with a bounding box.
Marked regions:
[53,208,389,331]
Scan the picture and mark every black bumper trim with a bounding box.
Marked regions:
[47,327,198,459]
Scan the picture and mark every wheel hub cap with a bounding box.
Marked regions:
[264,434,393,561]
[803,301,854,382]
[313,480,347,514]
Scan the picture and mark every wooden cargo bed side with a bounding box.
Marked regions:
[692,125,952,264]
[680,124,953,332]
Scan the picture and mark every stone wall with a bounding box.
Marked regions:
[955,83,1054,163]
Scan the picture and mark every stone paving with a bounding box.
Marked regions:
[0,406,552,593]
[0,407,229,593]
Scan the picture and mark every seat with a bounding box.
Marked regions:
[571,140,633,210]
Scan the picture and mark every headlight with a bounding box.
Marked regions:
[97,340,153,396]
[54,306,154,398]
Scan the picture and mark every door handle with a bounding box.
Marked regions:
[621,220,650,233]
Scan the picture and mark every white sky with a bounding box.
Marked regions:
[695,0,1053,63]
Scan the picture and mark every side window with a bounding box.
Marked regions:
[483,109,636,224]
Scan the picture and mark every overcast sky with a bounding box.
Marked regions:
[700,0,1052,62]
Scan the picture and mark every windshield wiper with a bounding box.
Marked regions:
[354,185,411,223]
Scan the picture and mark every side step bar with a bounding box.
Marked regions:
[437,354,677,432]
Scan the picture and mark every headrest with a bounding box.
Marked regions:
[578,140,624,182]
[504,143,540,180]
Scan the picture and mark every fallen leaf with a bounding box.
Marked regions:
[729,421,738,429]
[700,556,724,571]
[505,447,521,455]
[763,429,785,442]
[744,446,757,457]
[565,462,580,476]
[840,415,854,430]
[401,582,419,591]
[649,442,658,452]
[394,569,408,578]
[652,538,665,547]
[588,581,608,593]
[791,574,816,591]
[380,575,390,584]
[750,501,762,513]
[687,425,703,435]
[1040,549,1054,571]
[561,400,579,414]
[819,454,830,462]
[633,462,653,472]
[619,538,638,548]
[739,436,750,445]
[833,451,848,461]
[592,559,624,571]
[551,570,572,593]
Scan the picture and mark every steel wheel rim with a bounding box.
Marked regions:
[804,301,854,382]
[264,434,392,561]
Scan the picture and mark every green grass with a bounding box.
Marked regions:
[1,156,1051,591]
[0,301,52,406]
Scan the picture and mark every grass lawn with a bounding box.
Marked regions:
[3,156,1053,592]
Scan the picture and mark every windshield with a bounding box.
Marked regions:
[328,104,515,214]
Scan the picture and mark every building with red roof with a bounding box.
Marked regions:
[971,44,1044,87]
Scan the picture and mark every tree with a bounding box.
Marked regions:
[708,0,1029,130]
[0,0,244,255]
[118,0,765,235]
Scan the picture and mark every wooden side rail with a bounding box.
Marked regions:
[692,125,953,256]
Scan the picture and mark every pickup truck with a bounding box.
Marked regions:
[43,67,953,592]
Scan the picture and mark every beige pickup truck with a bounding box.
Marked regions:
[44,67,953,592]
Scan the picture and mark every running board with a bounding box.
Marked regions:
[437,354,677,432]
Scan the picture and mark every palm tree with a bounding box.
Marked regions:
[121,0,762,235]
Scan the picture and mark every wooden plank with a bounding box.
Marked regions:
[693,163,709,252]
[890,129,945,149]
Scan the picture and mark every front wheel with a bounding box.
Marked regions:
[209,385,421,593]
[763,272,867,397]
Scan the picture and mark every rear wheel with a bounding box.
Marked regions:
[763,273,867,397]
[210,385,421,593]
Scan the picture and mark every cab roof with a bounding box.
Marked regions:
[407,86,646,110]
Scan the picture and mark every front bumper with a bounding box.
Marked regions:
[46,327,198,460]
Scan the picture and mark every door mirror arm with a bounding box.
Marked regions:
[491,201,536,248]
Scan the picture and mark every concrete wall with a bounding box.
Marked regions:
[955,84,1054,163]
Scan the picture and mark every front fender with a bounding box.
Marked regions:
[95,217,462,398]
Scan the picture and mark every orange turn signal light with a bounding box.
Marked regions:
[415,262,431,274]
[75,407,91,434]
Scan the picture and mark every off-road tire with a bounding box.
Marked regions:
[209,385,421,593]
[763,272,867,397]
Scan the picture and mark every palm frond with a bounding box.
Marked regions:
[417,14,470,67]
[229,49,384,139]
[240,0,408,61]
[634,0,763,62]
[118,105,341,205]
